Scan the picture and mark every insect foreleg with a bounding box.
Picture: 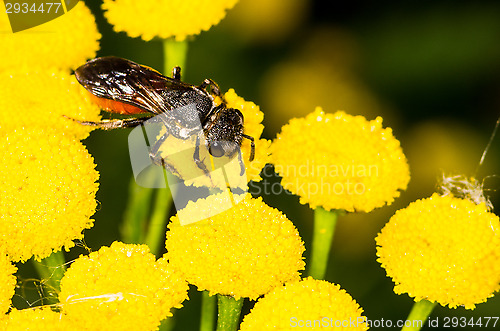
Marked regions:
[149,132,169,166]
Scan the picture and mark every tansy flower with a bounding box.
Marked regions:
[0,254,16,315]
[102,0,238,41]
[0,128,99,262]
[165,193,305,300]
[239,277,368,330]
[0,2,100,72]
[156,89,270,188]
[1,307,71,330]
[0,71,101,140]
[376,193,500,309]
[271,107,410,212]
[59,241,188,331]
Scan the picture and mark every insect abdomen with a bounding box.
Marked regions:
[87,93,149,115]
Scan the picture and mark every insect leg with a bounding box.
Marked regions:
[149,132,168,166]
[199,79,221,97]
[147,132,185,179]
[172,66,181,81]
[242,134,255,162]
[193,135,212,176]
[65,116,153,130]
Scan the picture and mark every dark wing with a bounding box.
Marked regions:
[75,56,193,115]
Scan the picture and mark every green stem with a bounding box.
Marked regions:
[32,251,66,304]
[163,38,188,75]
[307,207,339,280]
[144,167,172,256]
[200,291,216,331]
[121,168,157,244]
[402,300,437,331]
[216,295,243,331]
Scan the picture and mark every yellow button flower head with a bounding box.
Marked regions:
[157,89,270,188]
[271,107,410,212]
[165,194,305,300]
[103,0,238,41]
[2,307,73,330]
[0,254,16,315]
[0,71,101,140]
[59,242,188,331]
[376,193,500,309]
[239,277,368,330]
[0,2,100,72]
[0,128,99,262]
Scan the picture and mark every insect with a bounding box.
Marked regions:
[72,56,255,177]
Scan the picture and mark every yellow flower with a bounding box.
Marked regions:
[102,0,238,41]
[165,194,305,300]
[376,193,500,309]
[271,107,410,212]
[0,128,99,262]
[0,2,100,72]
[0,71,101,140]
[59,241,188,331]
[2,307,70,331]
[0,254,16,315]
[239,277,368,330]
[157,89,270,188]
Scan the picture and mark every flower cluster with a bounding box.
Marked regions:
[0,128,99,262]
[376,193,500,309]
[0,71,101,140]
[239,277,368,330]
[271,107,410,212]
[102,0,239,41]
[165,193,305,300]
[59,242,188,330]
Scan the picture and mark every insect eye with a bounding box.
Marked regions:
[208,142,225,157]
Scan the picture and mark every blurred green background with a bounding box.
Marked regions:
[19,0,500,329]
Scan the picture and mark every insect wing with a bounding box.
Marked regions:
[75,56,183,115]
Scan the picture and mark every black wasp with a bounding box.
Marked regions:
[73,56,255,176]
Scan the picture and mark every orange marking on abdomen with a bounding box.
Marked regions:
[88,93,149,115]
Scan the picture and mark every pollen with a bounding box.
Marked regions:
[271,107,410,212]
[165,193,305,300]
[0,71,101,140]
[0,128,99,262]
[102,0,238,41]
[59,242,189,331]
[376,193,500,309]
[239,277,368,330]
[0,2,100,72]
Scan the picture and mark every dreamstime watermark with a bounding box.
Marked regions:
[128,104,247,225]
